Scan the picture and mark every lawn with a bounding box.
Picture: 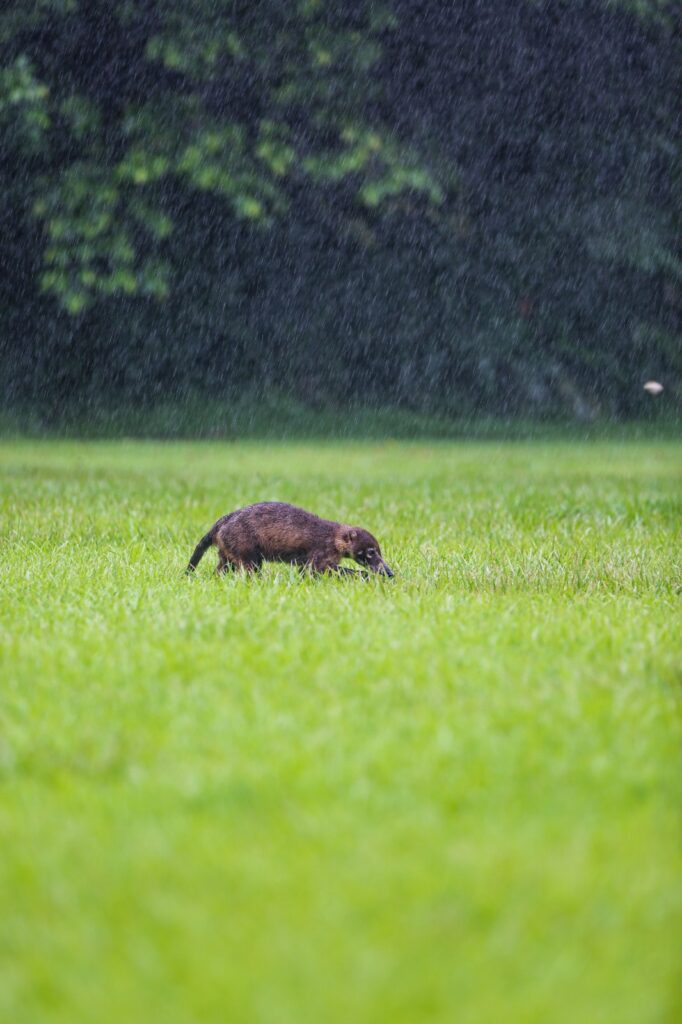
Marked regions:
[0,438,680,1024]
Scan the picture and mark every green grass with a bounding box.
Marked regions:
[1,438,680,1024]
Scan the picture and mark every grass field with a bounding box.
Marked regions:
[1,438,680,1023]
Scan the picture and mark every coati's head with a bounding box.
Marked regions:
[338,527,394,577]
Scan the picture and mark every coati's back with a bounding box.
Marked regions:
[225,502,341,557]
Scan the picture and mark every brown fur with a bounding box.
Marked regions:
[187,502,394,577]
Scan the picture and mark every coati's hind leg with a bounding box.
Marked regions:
[232,551,263,574]
[215,543,261,575]
[233,560,261,573]
[215,553,232,575]
[216,556,260,575]
[215,537,238,575]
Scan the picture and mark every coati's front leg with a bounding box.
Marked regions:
[294,551,339,575]
[299,553,362,577]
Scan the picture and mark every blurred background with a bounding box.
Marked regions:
[0,0,679,433]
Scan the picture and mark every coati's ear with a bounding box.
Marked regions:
[337,527,357,553]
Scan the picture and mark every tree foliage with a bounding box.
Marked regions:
[0,0,679,420]
[0,0,442,312]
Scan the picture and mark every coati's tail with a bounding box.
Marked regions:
[186,529,215,573]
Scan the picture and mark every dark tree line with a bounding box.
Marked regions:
[0,0,680,425]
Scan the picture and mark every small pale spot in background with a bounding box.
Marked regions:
[643,381,663,395]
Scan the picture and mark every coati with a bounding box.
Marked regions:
[186,501,394,577]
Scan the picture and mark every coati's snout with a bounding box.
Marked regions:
[362,549,394,577]
[344,528,394,577]
[371,557,394,578]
